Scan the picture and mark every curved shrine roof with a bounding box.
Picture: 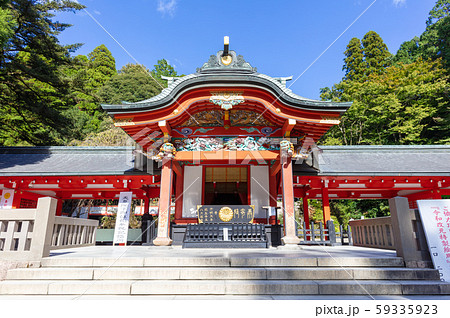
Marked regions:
[101,50,352,114]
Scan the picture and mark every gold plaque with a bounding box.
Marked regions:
[218,206,234,222]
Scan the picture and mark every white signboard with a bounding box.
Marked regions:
[417,200,450,282]
[0,189,14,209]
[113,192,133,245]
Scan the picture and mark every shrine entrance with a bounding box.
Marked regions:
[102,39,353,247]
[204,166,248,206]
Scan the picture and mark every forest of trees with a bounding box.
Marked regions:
[316,0,450,224]
[0,0,179,147]
[0,1,448,225]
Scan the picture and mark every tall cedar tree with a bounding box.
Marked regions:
[343,38,365,82]
[67,44,116,133]
[361,31,391,76]
[0,0,84,145]
[321,31,391,102]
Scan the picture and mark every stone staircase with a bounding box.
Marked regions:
[1,255,450,296]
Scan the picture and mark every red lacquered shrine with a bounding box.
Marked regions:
[1,40,449,247]
[102,43,348,246]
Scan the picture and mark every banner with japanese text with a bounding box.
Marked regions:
[113,192,133,245]
[417,199,450,282]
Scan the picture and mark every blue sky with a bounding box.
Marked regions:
[56,0,437,100]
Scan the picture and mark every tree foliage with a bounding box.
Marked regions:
[0,0,84,145]
[151,58,178,86]
[395,0,450,67]
[100,63,167,104]
[323,58,449,145]
[0,2,15,49]
[317,2,450,222]
[427,0,450,26]
[67,44,116,132]
[343,38,365,81]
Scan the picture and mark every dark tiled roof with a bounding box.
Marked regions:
[0,145,449,177]
[316,145,450,176]
[0,147,135,176]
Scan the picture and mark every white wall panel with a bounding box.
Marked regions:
[182,166,203,218]
[250,165,270,219]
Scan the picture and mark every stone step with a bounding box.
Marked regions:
[1,280,449,295]
[5,267,439,281]
[40,257,405,268]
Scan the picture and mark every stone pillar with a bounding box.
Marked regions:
[280,140,300,246]
[389,196,426,267]
[153,143,176,246]
[33,197,57,259]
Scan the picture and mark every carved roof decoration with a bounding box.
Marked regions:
[197,50,257,73]
[181,110,224,127]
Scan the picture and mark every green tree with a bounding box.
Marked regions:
[343,37,365,81]
[426,0,450,26]
[0,0,84,146]
[395,0,450,67]
[67,44,116,133]
[99,63,163,104]
[361,31,391,76]
[323,58,449,145]
[151,59,178,87]
[0,2,15,49]
[321,31,391,102]
[68,117,132,146]
[394,37,421,65]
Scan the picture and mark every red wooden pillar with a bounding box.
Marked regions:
[55,193,63,216]
[303,197,310,228]
[153,158,174,246]
[281,154,300,245]
[12,190,22,209]
[303,197,310,241]
[174,166,184,223]
[143,196,150,215]
[269,174,278,206]
[322,187,331,222]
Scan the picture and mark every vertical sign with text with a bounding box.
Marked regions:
[113,192,133,245]
[417,199,450,282]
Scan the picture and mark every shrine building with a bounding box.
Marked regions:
[1,39,449,248]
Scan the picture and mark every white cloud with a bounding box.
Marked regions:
[157,0,177,17]
[393,0,406,7]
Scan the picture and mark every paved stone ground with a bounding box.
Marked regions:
[0,295,450,300]
[46,245,397,259]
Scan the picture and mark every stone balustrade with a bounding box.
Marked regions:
[349,197,432,268]
[51,216,98,250]
[0,197,98,261]
[350,216,395,250]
